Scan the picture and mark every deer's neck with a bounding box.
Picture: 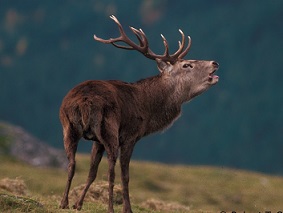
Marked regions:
[135,75,184,134]
[136,74,190,107]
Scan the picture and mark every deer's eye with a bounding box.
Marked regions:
[183,63,193,69]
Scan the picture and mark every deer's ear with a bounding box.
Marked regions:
[156,59,173,73]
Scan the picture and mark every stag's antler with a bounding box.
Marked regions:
[94,15,191,64]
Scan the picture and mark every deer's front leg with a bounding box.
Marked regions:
[107,153,117,213]
[102,118,119,213]
[120,144,134,213]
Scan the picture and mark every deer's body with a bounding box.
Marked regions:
[59,16,219,213]
[61,74,184,142]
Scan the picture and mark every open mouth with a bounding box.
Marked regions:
[208,70,219,82]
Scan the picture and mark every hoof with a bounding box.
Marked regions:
[108,208,114,213]
[59,204,69,209]
[73,204,82,211]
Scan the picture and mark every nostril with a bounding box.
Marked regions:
[212,61,219,68]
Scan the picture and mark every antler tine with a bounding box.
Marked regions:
[131,27,162,60]
[93,16,122,44]
[160,34,170,57]
[170,29,186,58]
[138,29,160,60]
[111,42,134,50]
[109,15,125,37]
[130,27,146,48]
[138,29,149,48]
[94,15,135,50]
[178,35,191,59]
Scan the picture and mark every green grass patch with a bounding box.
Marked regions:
[1,154,283,212]
[0,193,45,212]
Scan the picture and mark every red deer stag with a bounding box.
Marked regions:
[59,15,219,213]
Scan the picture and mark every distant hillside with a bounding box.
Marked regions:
[1,1,283,174]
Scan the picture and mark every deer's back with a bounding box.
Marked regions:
[60,80,147,140]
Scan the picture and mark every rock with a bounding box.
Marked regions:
[70,181,124,205]
[141,198,190,212]
[0,178,28,196]
[0,121,67,168]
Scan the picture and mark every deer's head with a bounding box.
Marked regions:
[156,59,219,100]
[94,15,219,101]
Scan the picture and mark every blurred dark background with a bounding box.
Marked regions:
[1,1,283,174]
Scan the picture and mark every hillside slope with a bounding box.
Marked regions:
[1,154,283,212]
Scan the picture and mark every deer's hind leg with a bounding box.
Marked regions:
[60,124,81,209]
[73,142,105,210]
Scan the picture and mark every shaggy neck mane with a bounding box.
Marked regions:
[133,74,182,134]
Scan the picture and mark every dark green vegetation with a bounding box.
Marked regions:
[1,1,283,174]
[1,154,283,212]
[0,193,44,212]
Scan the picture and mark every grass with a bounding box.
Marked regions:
[1,154,283,212]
